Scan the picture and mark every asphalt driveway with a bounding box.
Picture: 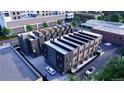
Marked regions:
[75,42,121,80]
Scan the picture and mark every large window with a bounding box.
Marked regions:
[119,37,122,39]
[4,13,9,17]
[18,16,20,19]
[37,11,39,14]
[46,13,48,16]
[17,12,19,15]
[13,12,15,15]
[13,17,16,20]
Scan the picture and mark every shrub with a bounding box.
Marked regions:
[26,24,33,31]
[42,22,48,28]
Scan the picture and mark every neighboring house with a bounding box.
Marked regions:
[0,12,6,29]
[65,11,74,22]
[80,20,124,45]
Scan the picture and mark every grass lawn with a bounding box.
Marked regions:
[0,34,17,42]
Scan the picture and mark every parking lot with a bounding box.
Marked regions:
[22,54,68,81]
[75,42,121,80]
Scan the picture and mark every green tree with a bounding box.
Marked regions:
[26,24,33,31]
[2,27,11,37]
[42,22,48,28]
[71,20,77,28]
[68,74,79,81]
[110,13,122,22]
[120,47,124,56]
[120,13,124,23]
[97,15,105,20]
[0,26,3,35]
[89,56,124,81]
[74,16,81,23]
[57,20,62,25]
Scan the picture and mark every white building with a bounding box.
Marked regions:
[0,12,6,29]
[66,12,74,19]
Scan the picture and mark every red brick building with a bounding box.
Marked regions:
[92,26,124,46]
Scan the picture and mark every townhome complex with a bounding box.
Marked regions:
[1,11,123,81]
[17,24,74,57]
[42,31,102,75]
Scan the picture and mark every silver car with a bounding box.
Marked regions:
[83,66,96,79]
[45,66,56,75]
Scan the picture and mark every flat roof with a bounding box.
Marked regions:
[93,26,124,36]
[44,31,100,54]
[0,45,38,81]
[80,23,99,28]
[44,40,69,54]
[80,30,102,37]
[54,39,75,50]
[61,37,81,47]
[64,34,86,44]
[86,20,124,27]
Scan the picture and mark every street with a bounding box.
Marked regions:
[0,38,18,46]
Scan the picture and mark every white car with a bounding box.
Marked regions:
[104,42,111,46]
[45,66,56,75]
[84,66,96,78]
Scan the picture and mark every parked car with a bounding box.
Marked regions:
[45,66,56,75]
[83,66,96,79]
[104,42,111,46]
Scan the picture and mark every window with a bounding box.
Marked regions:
[69,62,71,66]
[55,13,58,15]
[13,12,15,15]
[46,13,48,16]
[14,17,16,19]
[59,64,62,68]
[60,57,62,61]
[42,14,44,16]
[57,55,59,59]
[18,16,20,19]
[37,11,39,13]
[4,13,9,17]
[49,13,51,15]
[80,50,82,54]
[75,53,77,57]
[44,48,47,52]
[66,58,69,63]
[119,37,122,39]
[52,13,54,15]
[17,12,19,15]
